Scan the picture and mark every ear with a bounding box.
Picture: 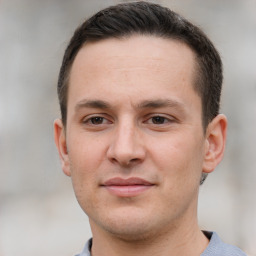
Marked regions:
[202,114,227,174]
[54,119,71,177]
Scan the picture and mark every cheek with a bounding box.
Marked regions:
[68,131,107,171]
[150,136,204,214]
[69,148,100,188]
[68,151,100,214]
[67,130,111,183]
[66,136,103,196]
[150,135,204,183]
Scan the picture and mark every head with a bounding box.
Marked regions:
[54,1,227,243]
[58,1,223,130]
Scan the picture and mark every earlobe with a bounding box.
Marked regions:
[202,114,227,174]
[54,119,71,177]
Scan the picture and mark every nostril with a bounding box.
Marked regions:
[130,158,139,163]
[124,158,142,167]
[109,156,141,167]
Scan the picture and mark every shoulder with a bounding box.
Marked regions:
[201,231,247,256]
[75,238,92,256]
[76,234,247,256]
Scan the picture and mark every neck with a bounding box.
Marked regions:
[90,218,209,256]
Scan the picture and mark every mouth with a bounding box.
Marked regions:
[102,177,154,197]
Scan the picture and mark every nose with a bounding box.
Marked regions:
[107,120,146,167]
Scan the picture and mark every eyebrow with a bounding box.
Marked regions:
[137,99,185,110]
[75,99,111,111]
[75,98,186,112]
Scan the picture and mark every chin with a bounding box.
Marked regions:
[106,223,156,242]
[91,210,166,242]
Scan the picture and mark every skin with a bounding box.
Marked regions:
[54,35,227,256]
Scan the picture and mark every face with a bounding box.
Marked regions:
[55,35,226,241]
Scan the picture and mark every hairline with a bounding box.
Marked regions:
[62,33,207,131]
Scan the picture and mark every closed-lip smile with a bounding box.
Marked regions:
[102,177,154,197]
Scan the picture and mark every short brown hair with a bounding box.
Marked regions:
[57,1,223,130]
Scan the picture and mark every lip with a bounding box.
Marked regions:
[102,177,154,197]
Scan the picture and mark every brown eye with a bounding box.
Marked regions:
[90,117,104,125]
[151,116,167,124]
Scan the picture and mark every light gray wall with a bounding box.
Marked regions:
[0,0,255,255]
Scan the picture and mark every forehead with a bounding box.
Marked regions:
[72,35,196,74]
[68,35,198,107]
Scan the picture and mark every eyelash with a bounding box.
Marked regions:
[145,115,174,125]
[82,114,175,127]
[82,116,112,125]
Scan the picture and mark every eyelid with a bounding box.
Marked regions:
[144,114,176,124]
[82,114,113,125]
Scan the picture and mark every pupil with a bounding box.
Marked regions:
[92,117,103,124]
[153,116,165,124]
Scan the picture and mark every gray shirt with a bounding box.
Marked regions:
[76,231,246,256]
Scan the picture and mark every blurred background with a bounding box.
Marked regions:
[0,0,255,255]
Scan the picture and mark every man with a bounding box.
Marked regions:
[54,1,246,255]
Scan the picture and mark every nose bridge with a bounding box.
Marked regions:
[115,117,137,155]
[107,116,145,165]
